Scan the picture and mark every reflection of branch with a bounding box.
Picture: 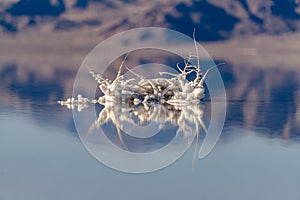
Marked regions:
[88,102,207,149]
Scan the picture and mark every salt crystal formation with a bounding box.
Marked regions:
[58,31,222,109]
[58,53,220,111]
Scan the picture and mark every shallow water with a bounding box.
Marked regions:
[0,61,300,200]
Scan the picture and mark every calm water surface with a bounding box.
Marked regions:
[0,62,300,200]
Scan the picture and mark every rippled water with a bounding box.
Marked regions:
[0,60,300,200]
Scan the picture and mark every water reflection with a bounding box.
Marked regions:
[0,63,76,132]
[0,63,67,102]
[0,60,299,140]
[219,62,300,139]
[72,101,208,153]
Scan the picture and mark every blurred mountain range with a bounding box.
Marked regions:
[1,0,300,41]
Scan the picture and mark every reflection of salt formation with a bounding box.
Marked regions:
[89,102,207,142]
[59,97,208,150]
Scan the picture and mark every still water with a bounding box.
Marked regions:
[0,61,300,200]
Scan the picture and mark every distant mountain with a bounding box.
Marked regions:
[0,0,300,40]
[6,0,65,16]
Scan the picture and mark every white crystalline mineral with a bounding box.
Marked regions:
[58,52,221,109]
